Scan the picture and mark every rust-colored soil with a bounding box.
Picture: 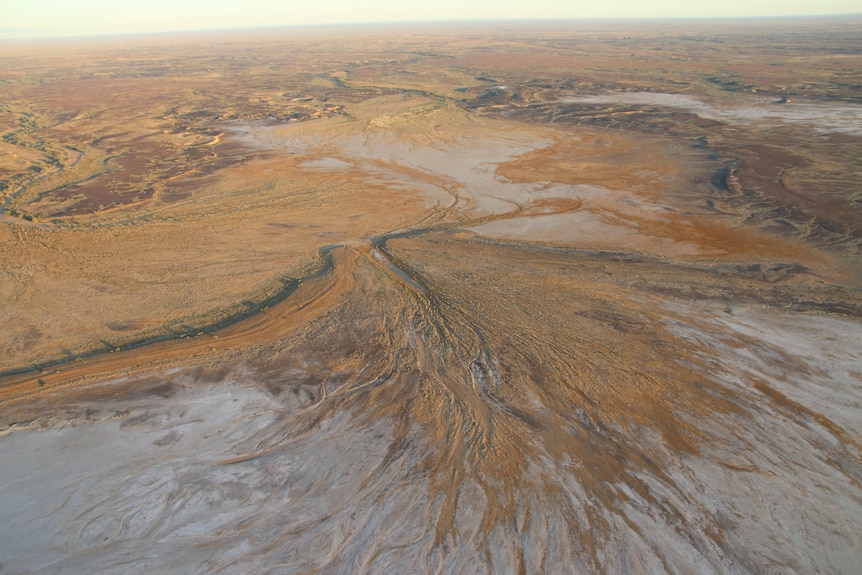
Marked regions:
[1,19,861,575]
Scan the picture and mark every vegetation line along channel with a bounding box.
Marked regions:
[0,246,340,379]
[2,19,862,574]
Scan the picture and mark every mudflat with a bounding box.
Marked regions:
[1,18,861,574]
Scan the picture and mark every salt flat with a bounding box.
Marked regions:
[2,19,861,574]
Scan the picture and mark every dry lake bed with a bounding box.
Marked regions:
[2,17,862,574]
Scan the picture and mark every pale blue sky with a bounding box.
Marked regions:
[3,0,860,38]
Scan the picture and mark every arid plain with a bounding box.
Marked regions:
[1,18,862,574]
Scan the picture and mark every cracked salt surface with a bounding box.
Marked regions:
[0,381,282,573]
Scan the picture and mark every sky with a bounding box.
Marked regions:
[2,0,860,39]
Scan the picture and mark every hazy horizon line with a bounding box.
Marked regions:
[3,13,861,43]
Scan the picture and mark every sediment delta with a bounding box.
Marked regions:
[1,18,861,574]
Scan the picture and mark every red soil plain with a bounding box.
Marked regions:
[1,18,862,574]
